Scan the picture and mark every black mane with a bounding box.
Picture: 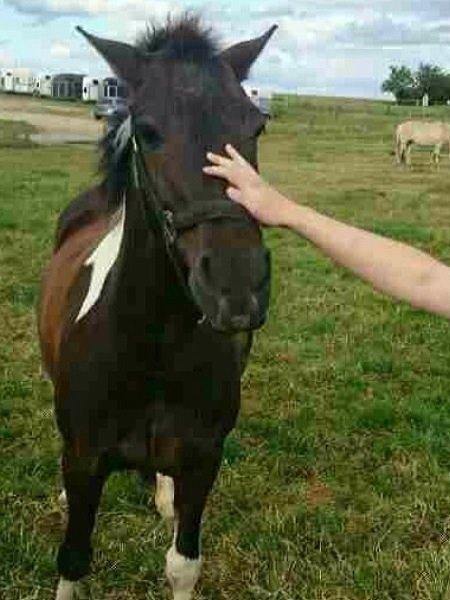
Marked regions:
[100,113,132,204]
[137,14,218,62]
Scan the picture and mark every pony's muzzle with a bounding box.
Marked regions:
[215,296,256,332]
[190,247,270,333]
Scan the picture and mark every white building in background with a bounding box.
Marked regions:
[5,68,36,94]
[34,74,53,97]
[0,68,15,92]
[82,76,101,102]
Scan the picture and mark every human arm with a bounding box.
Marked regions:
[203,145,450,319]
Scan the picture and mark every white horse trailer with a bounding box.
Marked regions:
[0,69,7,91]
[34,74,53,97]
[82,76,101,102]
[9,68,35,94]
[1,69,15,92]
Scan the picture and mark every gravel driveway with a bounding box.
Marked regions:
[0,94,103,144]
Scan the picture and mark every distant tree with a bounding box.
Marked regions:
[381,63,450,104]
[415,63,445,99]
[396,86,420,105]
[382,66,417,102]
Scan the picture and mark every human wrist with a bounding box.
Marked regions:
[273,192,300,228]
[279,200,317,232]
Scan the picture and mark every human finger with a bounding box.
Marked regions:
[202,165,229,178]
[206,151,232,167]
[225,144,248,165]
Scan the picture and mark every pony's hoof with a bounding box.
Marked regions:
[55,579,87,600]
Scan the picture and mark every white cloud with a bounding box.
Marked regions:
[5,0,110,18]
[5,0,179,21]
[50,41,72,59]
[0,49,14,67]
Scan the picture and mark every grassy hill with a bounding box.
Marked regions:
[1,96,450,598]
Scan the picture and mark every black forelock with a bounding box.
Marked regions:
[101,14,221,202]
[136,14,218,63]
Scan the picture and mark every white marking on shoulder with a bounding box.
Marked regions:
[76,200,126,323]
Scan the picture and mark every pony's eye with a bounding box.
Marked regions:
[138,122,164,152]
[145,131,164,152]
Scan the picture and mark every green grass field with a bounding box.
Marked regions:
[1,97,450,599]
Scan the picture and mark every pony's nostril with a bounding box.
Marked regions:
[229,314,251,330]
[200,254,212,282]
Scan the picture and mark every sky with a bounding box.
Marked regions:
[2,0,450,99]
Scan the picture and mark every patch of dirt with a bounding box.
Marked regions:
[241,387,264,416]
[305,475,334,507]
[275,352,297,364]
[0,93,102,143]
[34,510,65,541]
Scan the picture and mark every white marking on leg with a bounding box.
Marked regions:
[76,200,126,322]
[55,578,75,600]
[165,545,201,600]
[58,489,68,510]
[155,473,175,519]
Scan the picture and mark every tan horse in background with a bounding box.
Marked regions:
[395,120,450,167]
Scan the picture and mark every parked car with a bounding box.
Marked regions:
[258,96,272,118]
[92,97,129,120]
[248,88,272,118]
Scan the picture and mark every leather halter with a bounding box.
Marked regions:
[113,113,254,304]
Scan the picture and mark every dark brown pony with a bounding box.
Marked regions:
[38,16,276,600]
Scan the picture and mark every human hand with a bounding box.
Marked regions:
[203,144,294,227]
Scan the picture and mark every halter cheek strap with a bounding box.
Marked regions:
[130,129,194,303]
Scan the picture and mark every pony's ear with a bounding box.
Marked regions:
[76,26,147,88]
[220,25,278,82]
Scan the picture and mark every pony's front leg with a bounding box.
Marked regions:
[165,460,220,600]
[56,450,108,600]
[431,144,441,169]
[405,143,413,168]
[395,139,403,165]
[155,472,175,519]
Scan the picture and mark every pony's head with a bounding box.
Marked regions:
[78,15,276,332]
